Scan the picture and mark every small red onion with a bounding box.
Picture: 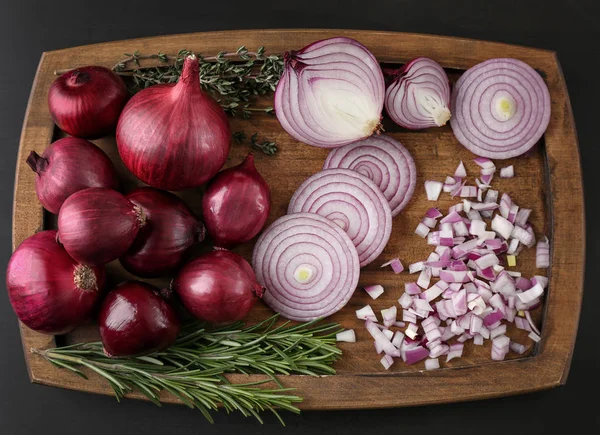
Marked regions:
[202,154,271,248]
[6,230,104,334]
[323,135,416,216]
[172,250,263,324]
[385,57,451,129]
[58,187,146,265]
[117,55,231,190]
[120,188,205,278]
[288,168,392,267]
[253,213,360,321]
[451,58,551,159]
[274,37,385,148]
[99,281,180,357]
[48,66,128,138]
[26,137,118,214]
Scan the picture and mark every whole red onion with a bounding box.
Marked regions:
[116,54,231,190]
[48,66,128,138]
[172,250,264,324]
[26,137,118,214]
[202,154,271,248]
[6,230,104,335]
[58,187,146,265]
[99,281,180,357]
[120,187,206,278]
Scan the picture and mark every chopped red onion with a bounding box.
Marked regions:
[366,320,401,357]
[446,343,464,362]
[380,354,394,370]
[454,161,467,178]
[531,275,548,288]
[517,283,544,303]
[403,310,417,323]
[507,204,519,224]
[382,329,394,340]
[414,298,434,312]
[415,222,431,238]
[426,208,443,219]
[507,238,520,255]
[500,165,515,178]
[382,306,398,327]
[515,208,532,227]
[425,358,440,370]
[392,331,405,348]
[471,202,499,212]
[398,293,413,309]
[405,282,422,295]
[422,217,438,228]
[514,316,531,331]
[528,331,541,342]
[409,261,425,273]
[490,324,507,339]
[405,322,419,339]
[511,225,535,247]
[417,267,432,289]
[394,321,407,328]
[381,258,405,273]
[422,282,447,302]
[425,180,443,201]
[336,329,356,342]
[356,305,377,321]
[460,186,477,198]
[364,284,385,300]
[509,341,528,355]
[439,270,470,283]
[473,334,484,345]
[483,309,504,327]
[449,203,464,213]
[536,237,550,268]
[491,215,514,239]
[524,310,541,335]
[467,210,483,221]
[403,346,430,365]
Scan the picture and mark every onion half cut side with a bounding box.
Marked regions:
[450,58,551,159]
[274,37,385,148]
[288,168,393,267]
[252,213,360,321]
[323,135,417,216]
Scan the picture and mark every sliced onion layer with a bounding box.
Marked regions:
[274,37,384,148]
[288,168,392,267]
[252,213,360,321]
[323,135,416,216]
[450,58,551,159]
[385,57,451,129]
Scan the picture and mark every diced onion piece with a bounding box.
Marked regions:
[409,261,425,273]
[403,310,417,323]
[380,354,394,370]
[460,186,477,198]
[336,329,356,343]
[454,161,467,178]
[381,306,398,327]
[509,341,528,355]
[491,215,514,239]
[515,208,532,227]
[500,165,515,178]
[446,343,464,362]
[381,258,404,273]
[528,331,541,342]
[366,320,401,357]
[415,222,431,238]
[417,267,432,289]
[403,346,430,365]
[425,358,440,370]
[517,283,544,303]
[405,282,422,295]
[364,285,385,300]
[425,180,443,201]
[382,329,394,340]
[392,331,405,348]
[405,322,419,340]
[356,305,377,321]
[524,310,541,336]
[536,236,550,268]
[531,275,548,288]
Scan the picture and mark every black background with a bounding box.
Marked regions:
[1,1,598,433]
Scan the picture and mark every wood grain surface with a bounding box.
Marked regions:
[12,29,584,409]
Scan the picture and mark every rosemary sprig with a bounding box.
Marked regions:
[32,315,342,424]
[112,47,284,118]
[233,131,278,156]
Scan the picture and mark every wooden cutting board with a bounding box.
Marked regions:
[12,29,584,410]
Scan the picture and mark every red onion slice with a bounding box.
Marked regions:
[385,57,451,129]
[323,135,416,216]
[252,213,360,321]
[288,169,392,267]
[274,37,384,148]
[450,58,551,159]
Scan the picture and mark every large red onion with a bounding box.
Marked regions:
[274,37,385,148]
[288,168,392,267]
[120,187,205,278]
[450,58,551,159]
[202,154,270,248]
[323,135,417,216]
[48,66,128,138]
[385,57,451,129]
[58,187,146,265]
[252,213,360,321]
[6,230,104,335]
[116,55,231,190]
[99,281,180,357]
[172,250,263,324]
[26,137,118,214]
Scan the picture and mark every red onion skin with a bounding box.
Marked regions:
[6,230,104,335]
[116,55,231,190]
[120,188,205,278]
[26,137,119,214]
[202,154,271,248]
[99,281,180,357]
[172,250,263,324]
[58,187,146,265]
[48,66,128,138]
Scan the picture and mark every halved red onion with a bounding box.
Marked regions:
[252,213,360,321]
[274,37,384,148]
[288,169,392,267]
[385,57,451,129]
[450,58,551,159]
[323,135,416,216]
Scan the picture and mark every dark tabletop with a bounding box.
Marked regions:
[1,1,598,433]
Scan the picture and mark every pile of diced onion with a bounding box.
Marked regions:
[336,159,550,371]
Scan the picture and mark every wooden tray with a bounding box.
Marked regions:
[12,29,584,410]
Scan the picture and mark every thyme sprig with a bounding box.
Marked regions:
[33,315,342,424]
[233,131,278,156]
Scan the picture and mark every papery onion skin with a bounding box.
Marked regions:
[323,135,416,216]
[450,58,551,159]
[58,187,146,265]
[99,281,180,357]
[48,66,128,138]
[6,230,104,335]
[202,154,271,248]
[288,168,392,267]
[172,250,263,324]
[252,213,360,321]
[274,37,385,148]
[116,55,231,190]
[26,137,119,214]
[120,188,205,278]
[385,57,451,130]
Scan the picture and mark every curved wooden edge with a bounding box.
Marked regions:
[12,30,584,410]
